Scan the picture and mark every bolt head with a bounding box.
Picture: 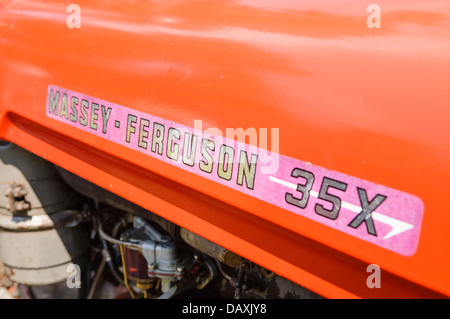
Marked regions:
[176,266,185,273]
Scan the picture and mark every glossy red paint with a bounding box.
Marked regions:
[1,0,450,298]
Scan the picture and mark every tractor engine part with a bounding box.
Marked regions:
[0,143,89,291]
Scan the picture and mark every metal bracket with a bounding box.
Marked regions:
[4,182,31,214]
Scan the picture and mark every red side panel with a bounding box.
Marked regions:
[1,0,450,298]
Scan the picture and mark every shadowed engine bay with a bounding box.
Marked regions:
[0,142,320,299]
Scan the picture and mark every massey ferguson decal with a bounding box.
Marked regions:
[46,85,424,256]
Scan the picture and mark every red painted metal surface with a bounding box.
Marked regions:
[1,0,450,298]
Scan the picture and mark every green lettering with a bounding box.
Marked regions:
[101,105,112,134]
[59,93,68,119]
[151,123,165,155]
[48,89,60,114]
[217,145,234,181]
[70,96,78,122]
[166,128,180,161]
[89,102,99,130]
[237,151,258,190]
[182,132,197,167]
[199,139,215,173]
[126,114,137,143]
[138,118,150,149]
[79,99,89,126]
